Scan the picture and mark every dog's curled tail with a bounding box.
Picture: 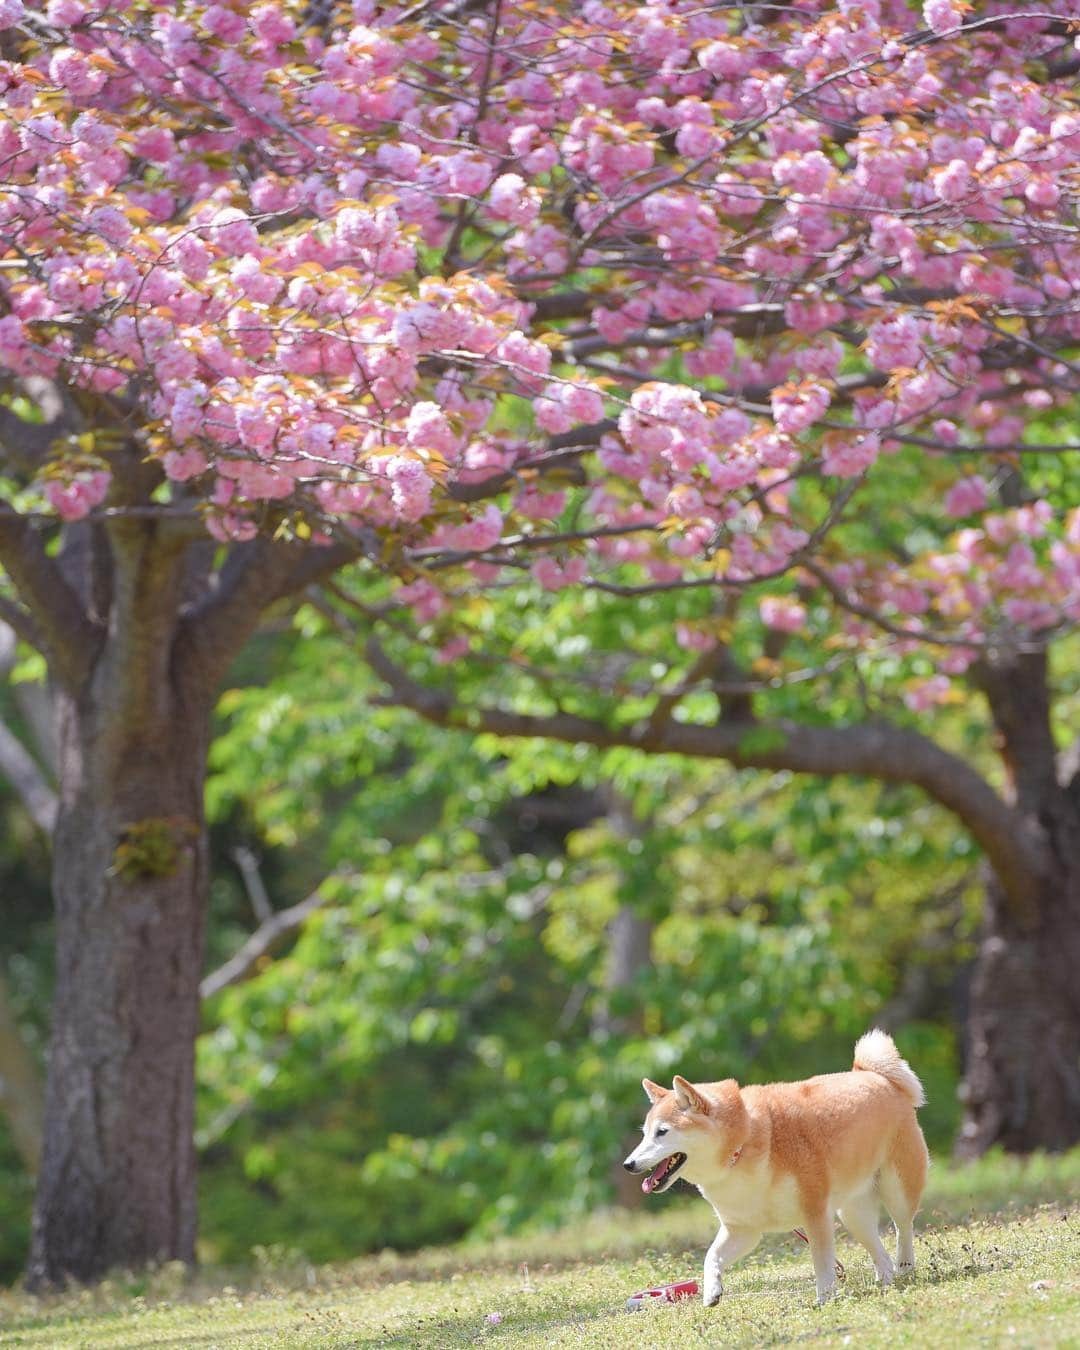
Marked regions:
[853,1029,926,1107]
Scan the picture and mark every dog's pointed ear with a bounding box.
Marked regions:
[642,1078,669,1104]
[672,1075,710,1114]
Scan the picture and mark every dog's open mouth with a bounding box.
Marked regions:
[642,1152,687,1194]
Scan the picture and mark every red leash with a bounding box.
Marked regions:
[791,1228,845,1279]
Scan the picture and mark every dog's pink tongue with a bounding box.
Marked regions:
[641,1160,665,1194]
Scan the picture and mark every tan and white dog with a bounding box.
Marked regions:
[623,1030,929,1306]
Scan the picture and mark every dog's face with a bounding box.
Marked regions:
[622,1076,715,1194]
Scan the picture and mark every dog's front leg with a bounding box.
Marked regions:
[702,1224,760,1306]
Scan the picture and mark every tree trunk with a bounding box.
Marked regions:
[958,865,1080,1157]
[595,905,654,1038]
[958,653,1080,1157]
[0,494,342,1286]
[27,680,210,1285]
[602,904,655,1210]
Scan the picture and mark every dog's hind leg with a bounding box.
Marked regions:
[880,1117,928,1273]
[702,1224,760,1307]
[838,1189,894,1286]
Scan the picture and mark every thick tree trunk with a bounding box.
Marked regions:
[0,500,339,1287]
[958,865,1080,1157]
[958,653,1080,1157]
[27,681,210,1285]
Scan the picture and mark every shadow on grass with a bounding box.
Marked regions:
[363,1300,618,1348]
[312,1151,1080,1295]
[356,1251,1004,1350]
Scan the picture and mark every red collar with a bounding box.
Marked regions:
[730,1147,743,1166]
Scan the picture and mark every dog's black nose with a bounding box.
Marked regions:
[623,1160,636,1172]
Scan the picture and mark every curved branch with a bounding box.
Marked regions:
[0,518,100,689]
[200,888,328,1001]
[366,638,1046,917]
[0,719,57,835]
[447,420,616,504]
[804,561,992,650]
[0,594,46,654]
[176,536,366,694]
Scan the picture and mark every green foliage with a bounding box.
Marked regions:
[0,1126,33,1285]
[0,586,1006,1279]
[192,623,976,1267]
[3,1152,1079,1347]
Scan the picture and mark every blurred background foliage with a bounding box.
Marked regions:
[0,600,985,1279]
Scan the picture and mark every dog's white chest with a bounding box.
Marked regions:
[696,1166,802,1232]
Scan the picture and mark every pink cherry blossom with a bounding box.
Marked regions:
[405,402,457,456]
[675,623,717,653]
[44,471,110,521]
[163,448,208,481]
[0,0,1075,678]
[532,557,588,591]
[772,381,831,436]
[944,476,989,517]
[760,596,807,632]
[865,315,924,370]
[488,174,539,224]
[386,456,434,522]
[905,675,953,712]
[923,0,962,35]
[773,151,833,196]
[932,159,973,204]
[436,635,470,664]
[822,432,880,478]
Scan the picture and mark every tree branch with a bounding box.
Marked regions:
[0,384,74,478]
[231,845,273,923]
[0,594,46,654]
[200,888,329,1001]
[366,637,1046,916]
[0,718,57,835]
[447,421,615,503]
[0,517,100,688]
[176,536,366,694]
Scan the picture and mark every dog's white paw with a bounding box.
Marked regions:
[703,1277,722,1307]
[815,1279,837,1306]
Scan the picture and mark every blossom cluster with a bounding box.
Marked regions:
[1,0,1079,665]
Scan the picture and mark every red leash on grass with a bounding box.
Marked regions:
[625,1231,844,1310]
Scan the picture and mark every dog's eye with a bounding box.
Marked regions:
[656,1126,668,1137]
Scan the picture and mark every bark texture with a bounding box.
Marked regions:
[26,671,211,1284]
[7,507,358,1286]
[957,652,1080,1156]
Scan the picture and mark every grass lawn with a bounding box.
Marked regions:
[1,1150,1078,1347]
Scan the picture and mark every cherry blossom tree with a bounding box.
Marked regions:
[2,0,1080,1283]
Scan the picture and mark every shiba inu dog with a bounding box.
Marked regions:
[623,1030,929,1307]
